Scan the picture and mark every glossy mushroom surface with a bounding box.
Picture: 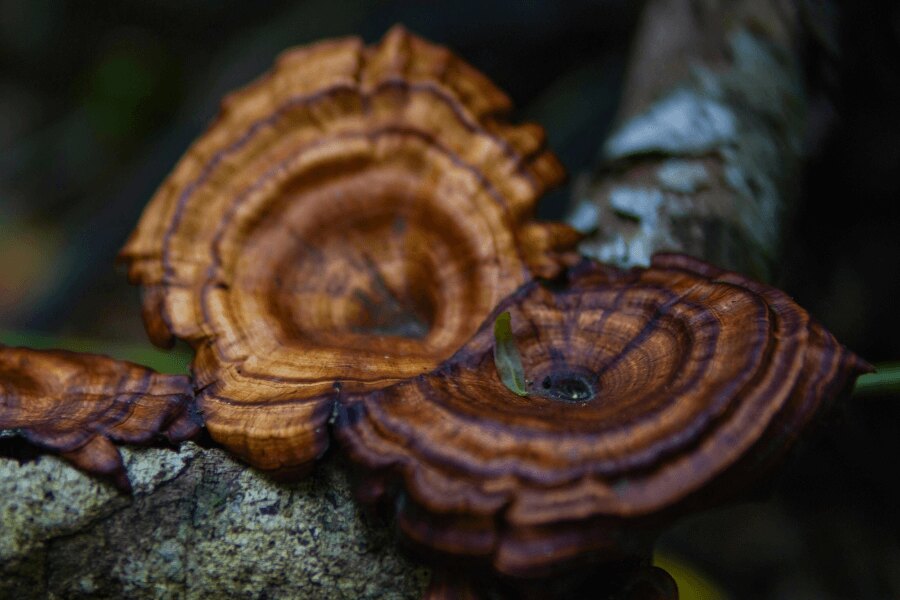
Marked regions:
[0,347,198,491]
[120,26,579,473]
[336,254,872,577]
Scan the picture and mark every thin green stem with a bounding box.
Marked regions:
[852,362,900,397]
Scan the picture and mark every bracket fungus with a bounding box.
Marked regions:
[0,25,874,599]
[336,254,872,578]
[0,346,197,491]
[119,26,579,475]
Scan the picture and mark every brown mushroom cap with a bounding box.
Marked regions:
[119,26,579,473]
[335,254,872,577]
[0,347,197,491]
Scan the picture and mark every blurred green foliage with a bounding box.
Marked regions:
[0,329,191,374]
[84,44,166,140]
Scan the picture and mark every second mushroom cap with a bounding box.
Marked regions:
[336,254,872,577]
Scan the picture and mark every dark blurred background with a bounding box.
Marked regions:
[1,1,897,598]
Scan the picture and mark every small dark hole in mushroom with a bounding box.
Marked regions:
[538,272,570,293]
[536,371,596,403]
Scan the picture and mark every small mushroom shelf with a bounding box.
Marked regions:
[0,26,871,598]
[0,347,198,492]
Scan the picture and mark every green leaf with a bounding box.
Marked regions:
[653,551,728,600]
[493,311,528,396]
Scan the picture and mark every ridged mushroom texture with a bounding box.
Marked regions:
[335,254,873,579]
[0,347,198,491]
[120,26,580,475]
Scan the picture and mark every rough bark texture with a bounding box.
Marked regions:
[568,0,815,281]
[0,2,813,597]
[1,444,429,599]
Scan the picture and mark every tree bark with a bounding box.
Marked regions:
[569,0,818,281]
[1,443,429,599]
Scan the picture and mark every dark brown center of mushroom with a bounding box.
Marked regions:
[231,157,513,365]
[349,286,432,339]
[270,202,444,344]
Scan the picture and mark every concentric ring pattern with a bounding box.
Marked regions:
[120,26,579,473]
[0,347,197,490]
[336,254,872,577]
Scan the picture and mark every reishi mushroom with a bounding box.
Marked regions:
[336,254,872,579]
[119,26,579,475]
[0,346,197,491]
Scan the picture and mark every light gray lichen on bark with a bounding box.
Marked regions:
[571,0,809,280]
